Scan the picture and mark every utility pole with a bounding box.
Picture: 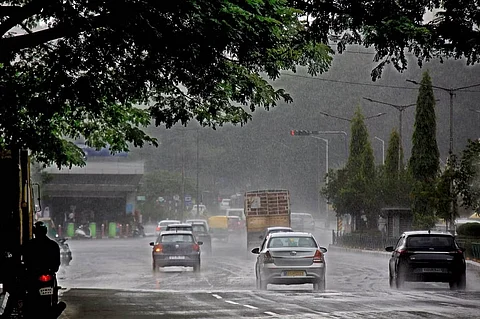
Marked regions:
[311,136,329,219]
[374,136,385,165]
[181,131,186,220]
[406,79,480,233]
[363,97,417,173]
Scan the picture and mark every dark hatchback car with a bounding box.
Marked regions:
[386,231,466,290]
[150,231,203,272]
[191,223,212,254]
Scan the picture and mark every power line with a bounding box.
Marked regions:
[280,73,480,93]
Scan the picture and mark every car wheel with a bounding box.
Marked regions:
[389,269,396,288]
[450,272,466,290]
[255,271,260,289]
[257,273,267,290]
[313,279,326,292]
[152,262,157,272]
[395,263,406,289]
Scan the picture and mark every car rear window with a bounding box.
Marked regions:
[192,225,206,232]
[167,226,192,231]
[160,234,194,243]
[268,237,317,248]
[406,235,455,250]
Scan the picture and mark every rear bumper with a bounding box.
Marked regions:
[154,254,200,267]
[403,261,465,283]
[260,263,325,285]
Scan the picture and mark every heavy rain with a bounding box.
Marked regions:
[1,2,480,319]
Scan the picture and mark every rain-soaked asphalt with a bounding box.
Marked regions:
[57,226,480,318]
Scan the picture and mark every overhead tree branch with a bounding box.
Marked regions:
[0,0,48,37]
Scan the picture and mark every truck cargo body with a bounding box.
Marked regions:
[245,190,291,251]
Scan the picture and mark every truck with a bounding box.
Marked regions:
[244,189,291,251]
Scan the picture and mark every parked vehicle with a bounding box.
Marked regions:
[245,189,291,252]
[251,232,327,291]
[74,223,91,239]
[385,230,466,290]
[150,231,203,272]
[56,238,72,266]
[155,220,181,237]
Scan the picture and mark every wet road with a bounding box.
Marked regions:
[58,228,480,318]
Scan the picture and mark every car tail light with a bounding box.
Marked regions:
[156,226,161,231]
[396,249,409,256]
[39,274,52,282]
[264,251,274,263]
[313,250,323,263]
[449,249,463,254]
[193,244,200,251]
[154,244,163,253]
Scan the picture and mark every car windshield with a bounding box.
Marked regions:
[406,235,455,250]
[192,225,206,232]
[268,236,317,248]
[160,234,194,243]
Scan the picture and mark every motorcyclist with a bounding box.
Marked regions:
[23,221,61,274]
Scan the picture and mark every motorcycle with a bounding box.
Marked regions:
[132,223,146,237]
[55,238,72,266]
[23,270,66,319]
[74,224,91,239]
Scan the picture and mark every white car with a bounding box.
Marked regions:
[219,199,231,211]
[155,220,181,236]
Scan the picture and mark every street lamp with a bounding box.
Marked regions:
[363,97,417,172]
[374,136,385,165]
[318,111,387,123]
[290,129,348,160]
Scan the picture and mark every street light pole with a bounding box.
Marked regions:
[374,136,385,165]
[363,97,417,172]
[311,136,329,218]
[196,129,200,217]
[318,111,387,123]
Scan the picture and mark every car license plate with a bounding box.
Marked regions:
[285,271,305,277]
[422,268,444,273]
[169,256,186,260]
[39,287,53,296]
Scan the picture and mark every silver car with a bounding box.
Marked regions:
[251,232,327,291]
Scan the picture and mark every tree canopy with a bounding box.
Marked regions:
[2,1,480,167]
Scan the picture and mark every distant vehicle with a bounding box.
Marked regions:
[191,222,212,254]
[150,231,203,272]
[245,190,291,251]
[290,213,315,233]
[226,208,246,227]
[251,232,327,291]
[385,231,466,290]
[227,216,243,235]
[208,215,229,242]
[155,220,181,236]
[219,198,231,211]
[259,226,294,241]
[166,223,194,232]
[191,204,207,215]
[185,219,209,232]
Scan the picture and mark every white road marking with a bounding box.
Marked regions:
[264,311,278,316]
[243,304,259,309]
[212,294,222,299]
[225,300,240,305]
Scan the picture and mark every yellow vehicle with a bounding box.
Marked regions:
[208,215,229,241]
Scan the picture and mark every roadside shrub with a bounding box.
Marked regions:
[456,223,480,237]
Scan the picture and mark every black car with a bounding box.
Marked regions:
[150,231,203,272]
[191,223,212,254]
[386,231,466,290]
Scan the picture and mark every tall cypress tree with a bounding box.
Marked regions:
[385,129,403,179]
[409,71,439,229]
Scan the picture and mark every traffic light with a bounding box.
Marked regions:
[290,130,312,136]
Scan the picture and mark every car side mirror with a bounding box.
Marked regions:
[149,242,155,246]
[198,241,203,245]
[251,247,260,254]
[259,235,264,239]
[319,247,327,253]
[385,246,394,252]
